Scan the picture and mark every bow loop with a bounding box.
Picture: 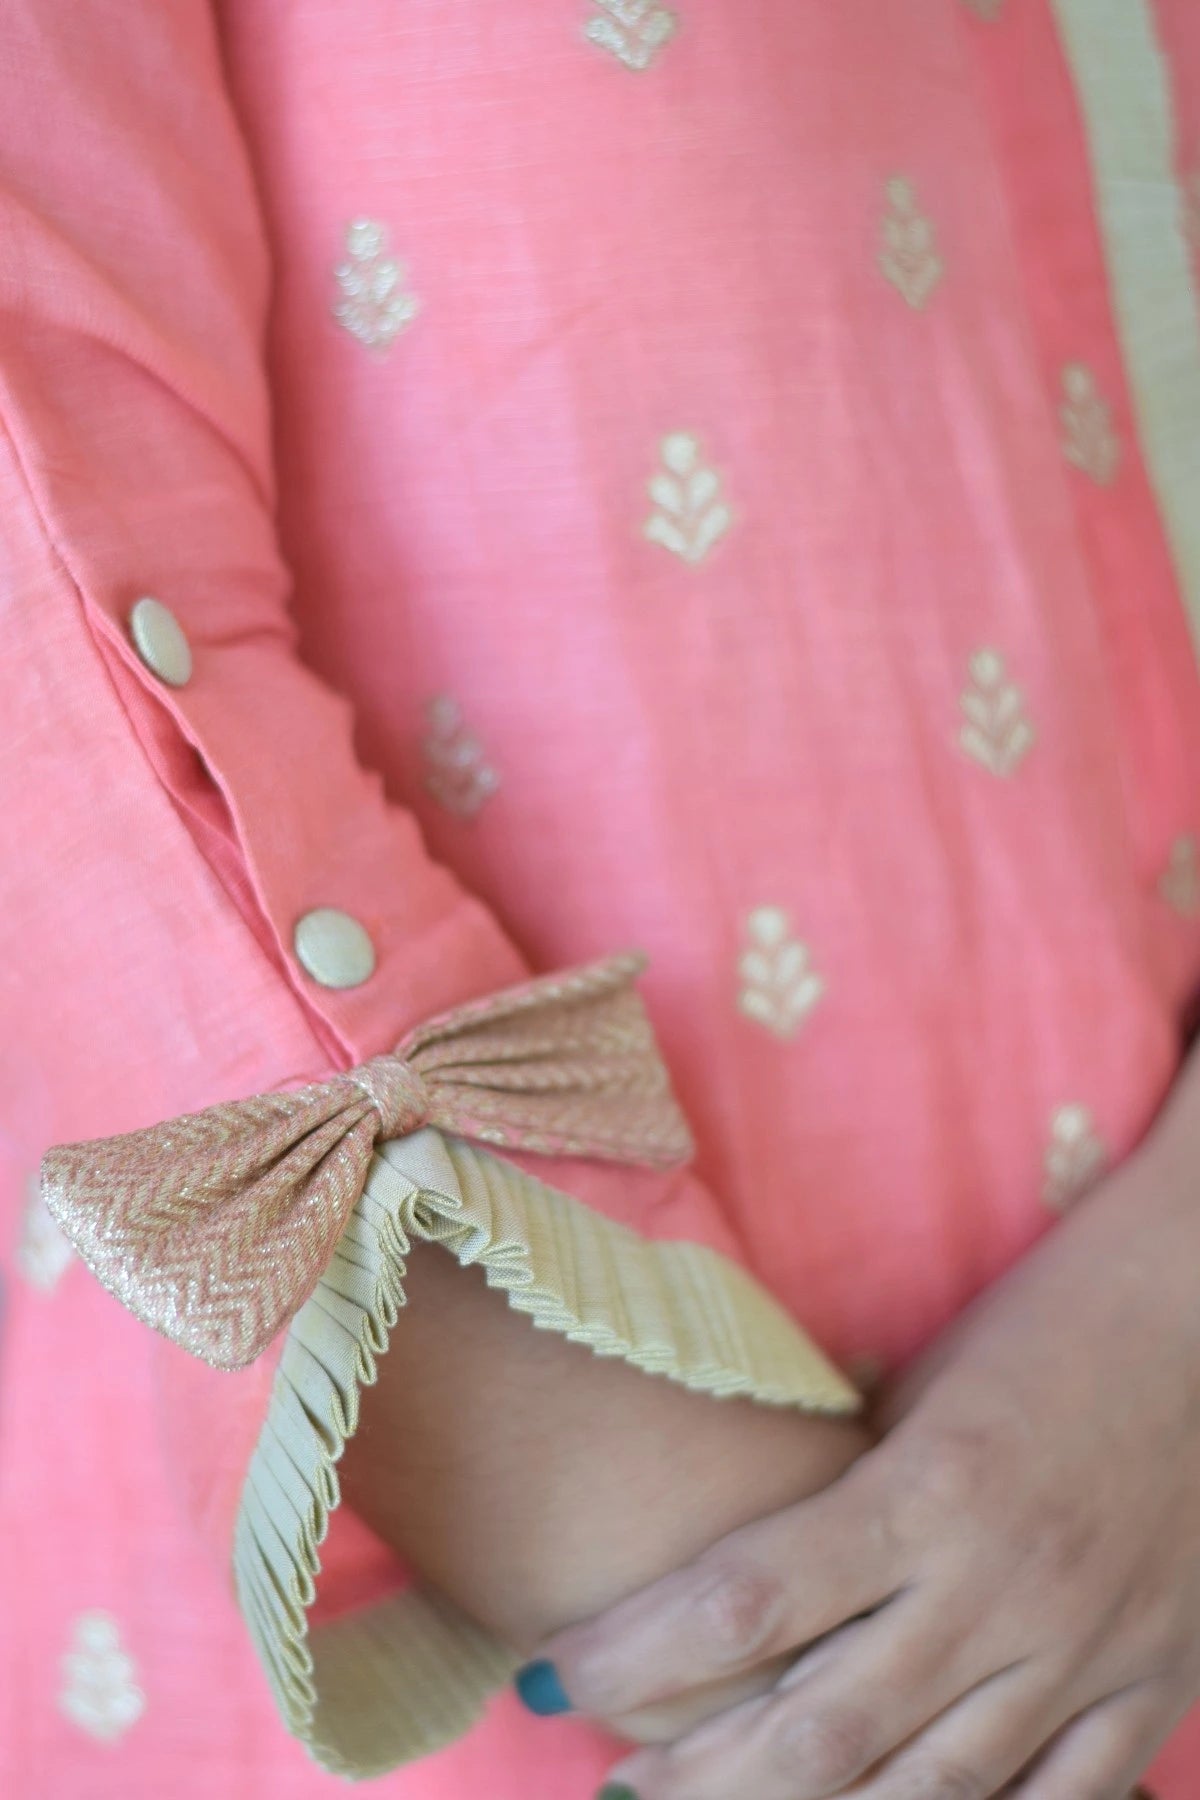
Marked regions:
[346,1056,431,1138]
[41,954,693,1370]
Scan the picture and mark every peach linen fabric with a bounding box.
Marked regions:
[5,0,1200,1794]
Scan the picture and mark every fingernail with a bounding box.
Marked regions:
[514,1659,572,1716]
[597,1787,640,1800]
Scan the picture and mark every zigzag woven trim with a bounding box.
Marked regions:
[232,1128,858,1777]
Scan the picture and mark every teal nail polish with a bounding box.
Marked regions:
[597,1786,640,1800]
[514,1659,572,1716]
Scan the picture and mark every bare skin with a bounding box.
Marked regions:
[542,1051,1200,1798]
[339,1243,871,1741]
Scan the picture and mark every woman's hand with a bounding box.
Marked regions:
[540,1068,1200,1797]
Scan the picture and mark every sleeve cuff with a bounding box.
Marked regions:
[233,1127,860,1777]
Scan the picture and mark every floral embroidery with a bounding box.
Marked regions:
[60,1613,145,1744]
[959,649,1036,776]
[643,433,733,564]
[17,1176,73,1293]
[333,219,420,351]
[1159,834,1200,915]
[1060,363,1120,485]
[1042,1105,1107,1212]
[879,177,944,310]
[422,696,500,818]
[738,907,825,1039]
[583,0,677,70]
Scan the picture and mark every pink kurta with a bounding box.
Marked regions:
[5,0,1200,1793]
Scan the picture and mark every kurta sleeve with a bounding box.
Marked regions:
[0,0,857,1777]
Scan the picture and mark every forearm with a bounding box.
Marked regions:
[340,1242,870,1654]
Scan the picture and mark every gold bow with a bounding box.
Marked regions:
[41,954,693,1370]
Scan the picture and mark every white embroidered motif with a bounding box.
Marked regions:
[60,1614,145,1744]
[1060,364,1120,485]
[584,0,678,70]
[959,648,1036,777]
[738,907,825,1039]
[644,433,732,564]
[333,220,420,351]
[1042,1105,1107,1212]
[879,177,944,310]
[1159,834,1200,916]
[422,696,500,818]
[17,1176,73,1293]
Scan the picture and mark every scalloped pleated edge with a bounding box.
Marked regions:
[232,1128,859,1778]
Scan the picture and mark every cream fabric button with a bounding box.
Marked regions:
[128,596,193,687]
[293,908,376,989]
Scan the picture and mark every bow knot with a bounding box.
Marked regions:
[41,953,693,1369]
[347,1055,430,1139]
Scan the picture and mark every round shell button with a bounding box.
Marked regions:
[293,908,376,989]
[128,596,193,688]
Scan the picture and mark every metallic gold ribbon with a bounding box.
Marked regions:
[41,954,693,1369]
